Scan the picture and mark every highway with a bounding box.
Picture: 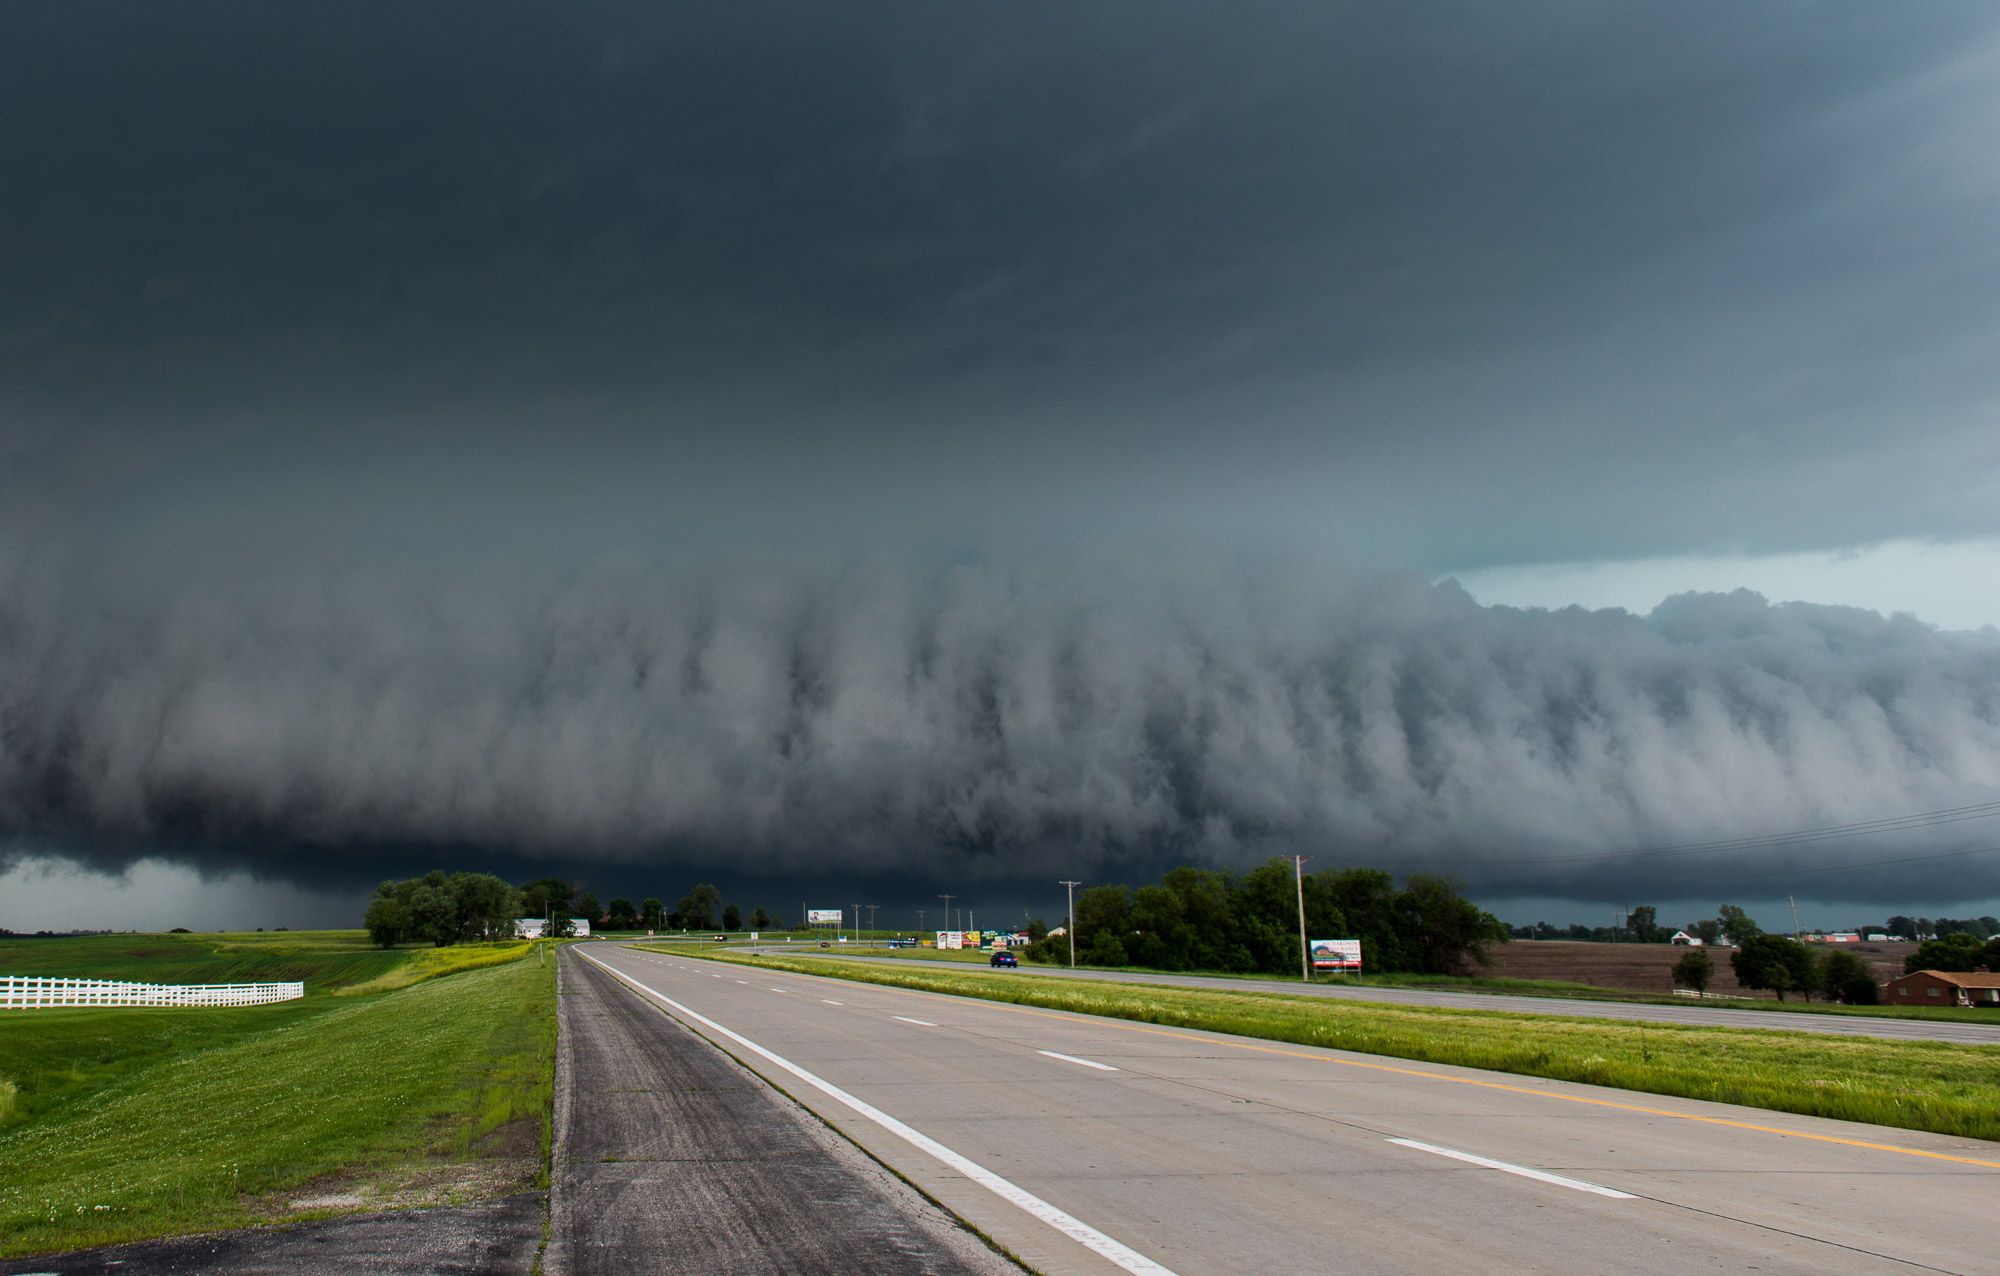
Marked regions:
[579,942,1999,1276]
[743,947,2000,1045]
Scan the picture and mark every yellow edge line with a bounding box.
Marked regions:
[698,950,2000,1172]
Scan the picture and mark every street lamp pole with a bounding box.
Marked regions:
[1293,855,1312,982]
[1059,881,1080,968]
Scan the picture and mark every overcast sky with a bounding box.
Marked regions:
[4,3,1999,930]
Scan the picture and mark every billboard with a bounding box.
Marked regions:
[1309,939,1363,972]
[936,930,963,950]
[806,909,843,925]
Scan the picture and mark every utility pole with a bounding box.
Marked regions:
[917,908,925,935]
[851,902,862,944]
[939,894,955,938]
[1294,855,1312,982]
[1060,881,1081,969]
[1789,894,1801,938]
[867,904,879,948]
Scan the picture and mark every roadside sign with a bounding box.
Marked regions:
[1310,939,1363,972]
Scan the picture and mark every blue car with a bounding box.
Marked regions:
[990,951,1018,968]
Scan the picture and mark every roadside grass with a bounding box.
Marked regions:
[0,946,555,1258]
[0,930,410,993]
[334,940,536,996]
[763,943,2000,1023]
[649,947,2000,1143]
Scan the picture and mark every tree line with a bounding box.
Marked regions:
[1020,861,1507,976]
[1670,932,2000,1004]
[364,872,785,947]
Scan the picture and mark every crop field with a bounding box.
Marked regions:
[651,946,2000,1143]
[0,931,554,1258]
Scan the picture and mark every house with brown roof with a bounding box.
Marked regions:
[1882,969,2000,1008]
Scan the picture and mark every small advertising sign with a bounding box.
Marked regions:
[936,930,963,950]
[1310,939,1363,973]
[806,909,843,925]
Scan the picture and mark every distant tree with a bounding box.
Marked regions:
[1818,950,1877,1004]
[1732,935,1815,1001]
[1025,917,1050,944]
[678,884,723,930]
[1905,933,1985,974]
[448,872,520,942]
[606,898,637,928]
[519,878,574,920]
[1685,919,1721,945]
[723,904,742,931]
[1884,915,1917,941]
[1671,948,1712,994]
[750,907,770,930]
[1398,874,1507,974]
[641,898,664,929]
[1625,906,1661,943]
[364,889,409,948]
[406,877,457,947]
[1716,905,1761,946]
[1985,937,2000,971]
[575,892,602,924]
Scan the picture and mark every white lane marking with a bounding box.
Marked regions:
[578,950,1176,1275]
[821,999,844,1005]
[1385,1138,1635,1199]
[735,980,749,985]
[769,988,788,994]
[1039,1049,1119,1072]
[893,1015,938,1026]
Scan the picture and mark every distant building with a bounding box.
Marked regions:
[1669,931,1703,946]
[1883,969,2000,1009]
[1806,933,1861,944]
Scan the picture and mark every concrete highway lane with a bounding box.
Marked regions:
[748,948,2000,1045]
[582,943,2000,1276]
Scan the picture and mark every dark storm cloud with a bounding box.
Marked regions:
[5,3,1999,566]
[4,554,1998,904]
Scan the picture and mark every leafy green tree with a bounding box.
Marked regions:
[641,897,664,929]
[407,877,457,947]
[1905,933,1985,974]
[364,887,409,948]
[1684,918,1721,944]
[1884,915,1917,940]
[519,878,574,919]
[1716,904,1761,946]
[678,884,723,930]
[1984,937,2000,971]
[1671,948,1711,993]
[448,872,520,942]
[1625,906,1661,943]
[750,907,770,930]
[723,903,742,931]
[1818,950,1877,1004]
[575,892,602,924]
[1397,874,1507,975]
[1731,935,1814,1001]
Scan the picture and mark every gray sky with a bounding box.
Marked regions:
[4,2,2000,927]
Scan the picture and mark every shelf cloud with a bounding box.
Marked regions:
[6,554,1996,903]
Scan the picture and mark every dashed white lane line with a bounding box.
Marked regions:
[735,980,749,985]
[577,950,1177,1276]
[892,1015,938,1026]
[821,999,844,1005]
[1038,1049,1119,1072]
[1385,1138,1635,1199]
[769,988,788,994]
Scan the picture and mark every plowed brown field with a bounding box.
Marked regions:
[1480,939,1918,998]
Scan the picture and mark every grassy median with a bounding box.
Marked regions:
[0,932,555,1258]
[649,946,2000,1143]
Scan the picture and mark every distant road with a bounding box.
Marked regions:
[586,943,2000,1276]
[738,946,2000,1044]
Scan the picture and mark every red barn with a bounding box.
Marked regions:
[1883,969,2000,1008]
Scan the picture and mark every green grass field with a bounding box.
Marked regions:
[0,931,555,1258]
[647,946,2000,1144]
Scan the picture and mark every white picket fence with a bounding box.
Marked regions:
[0,976,305,1010]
